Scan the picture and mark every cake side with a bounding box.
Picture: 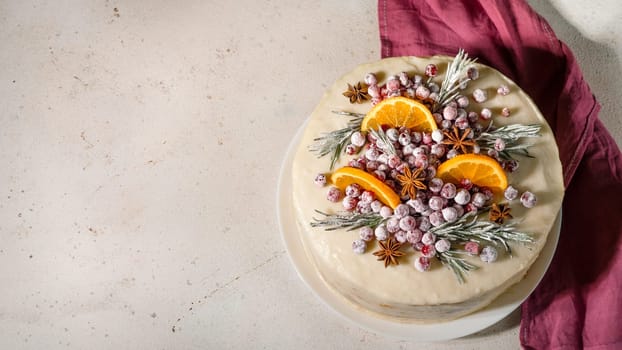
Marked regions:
[292,56,564,321]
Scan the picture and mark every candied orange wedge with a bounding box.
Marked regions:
[360,96,437,133]
[436,154,508,195]
[330,166,401,209]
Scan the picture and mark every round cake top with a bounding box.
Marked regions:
[292,54,564,306]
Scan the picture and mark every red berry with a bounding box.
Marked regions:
[359,190,375,204]
[465,203,478,213]
[421,244,436,258]
[465,241,480,255]
[459,178,473,190]
[502,107,511,117]
[425,64,438,77]
[342,196,358,211]
[479,187,494,200]
[348,159,364,169]
[414,256,431,271]
[326,187,342,203]
[345,183,362,197]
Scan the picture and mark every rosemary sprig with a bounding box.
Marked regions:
[476,123,541,160]
[308,111,364,170]
[435,49,477,111]
[310,210,386,231]
[369,127,396,156]
[429,212,534,254]
[438,250,478,284]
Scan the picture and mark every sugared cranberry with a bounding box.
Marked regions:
[365,148,380,161]
[326,187,342,202]
[345,183,362,198]
[418,217,432,232]
[431,129,444,143]
[441,207,458,223]
[421,232,436,245]
[386,217,400,233]
[455,115,469,130]
[428,178,444,193]
[398,71,411,87]
[425,64,438,77]
[365,73,378,86]
[459,178,473,190]
[421,244,437,258]
[359,190,375,204]
[465,241,480,255]
[428,196,444,211]
[399,215,417,231]
[314,173,327,187]
[379,206,393,218]
[350,131,366,147]
[494,138,506,152]
[356,201,372,214]
[342,196,358,211]
[504,185,519,201]
[406,229,423,244]
[503,160,519,173]
[454,188,471,205]
[467,111,479,123]
[435,239,451,253]
[443,105,457,121]
[446,149,458,159]
[480,246,498,263]
[359,226,374,241]
[414,256,431,272]
[374,224,389,240]
[394,230,408,243]
[467,66,479,80]
[453,204,465,217]
[472,88,488,103]
[465,202,478,213]
[456,95,469,108]
[373,170,386,181]
[429,211,445,227]
[415,85,430,99]
[501,107,511,117]
[471,192,487,208]
[440,183,457,199]
[520,191,537,208]
[345,144,359,155]
[352,239,367,254]
[480,108,492,120]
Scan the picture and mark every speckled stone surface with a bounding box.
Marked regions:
[0,1,619,348]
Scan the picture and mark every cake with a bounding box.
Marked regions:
[291,52,564,322]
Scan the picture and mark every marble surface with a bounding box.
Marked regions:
[0,1,620,349]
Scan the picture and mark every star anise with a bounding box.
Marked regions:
[373,237,405,268]
[395,166,427,199]
[442,126,477,154]
[342,82,370,104]
[489,203,513,224]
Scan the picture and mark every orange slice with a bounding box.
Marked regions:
[330,166,401,209]
[436,154,508,195]
[360,96,438,133]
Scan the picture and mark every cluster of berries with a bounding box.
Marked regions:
[313,68,537,273]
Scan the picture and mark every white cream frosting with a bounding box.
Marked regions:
[291,56,564,322]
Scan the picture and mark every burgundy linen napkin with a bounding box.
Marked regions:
[378,0,622,348]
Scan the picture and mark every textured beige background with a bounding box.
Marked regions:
[0,0,620,349]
